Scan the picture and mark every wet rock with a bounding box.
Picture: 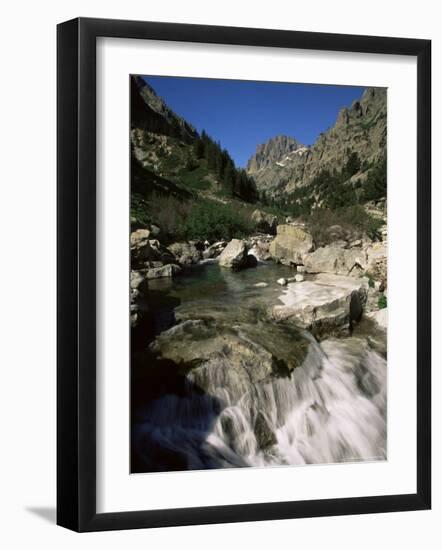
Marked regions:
[254,411,277,449]
[254,282,269,288]
[245,254,258,268]
[294,274,304,282]
[150,319,308,398]
[269,224,314,265]
[277,278,288,286]
[151,320,276,387]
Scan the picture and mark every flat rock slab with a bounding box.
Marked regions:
[271,273,368,338]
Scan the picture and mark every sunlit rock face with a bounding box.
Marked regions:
[269,224,314,265]
[271,273,368,339]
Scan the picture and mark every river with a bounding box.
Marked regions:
[131,262,387,473]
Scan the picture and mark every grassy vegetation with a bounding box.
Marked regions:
[176,163,212,191]
[131,193,152,228]
[135,192,257,243]
[303,205,384,245]
[184,200,256,241]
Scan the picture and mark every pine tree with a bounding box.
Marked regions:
[223,163,235,195]
[194,138,205,159]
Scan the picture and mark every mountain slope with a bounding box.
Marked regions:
[246,87,387,204]
[131,76,257,199]
[131,75,197,142]
[130,76,259,238]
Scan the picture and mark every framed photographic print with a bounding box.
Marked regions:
[57,17,431,532]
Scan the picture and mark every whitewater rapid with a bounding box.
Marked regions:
[133,331,386,472]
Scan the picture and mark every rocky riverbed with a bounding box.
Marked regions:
[131,220,388,473]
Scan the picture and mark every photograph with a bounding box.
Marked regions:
[130,75,388,474]
[0,0,434,541]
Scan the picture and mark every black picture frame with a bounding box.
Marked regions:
[57,17,431,532]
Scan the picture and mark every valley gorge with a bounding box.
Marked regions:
[130,76,387,473]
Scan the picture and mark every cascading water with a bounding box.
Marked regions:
[133,327,386,472]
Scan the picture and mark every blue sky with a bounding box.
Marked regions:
[143,76,366,168]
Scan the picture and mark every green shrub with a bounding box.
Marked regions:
[305,205,383,245]
[144,193,257,243]
[368,277,375,288]
[177,163,211,190]
[183,200,256,241]
[361,156,387,202]
[378,294,387,309]
[146,192,192,241]
[130,193,151,228]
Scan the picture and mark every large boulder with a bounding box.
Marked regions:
[150,319,308,397]
[303,246,368,276]
[150,320,275,384]
[168,241,202,265]
[218,239,248,269]
[269,224,314,265]
[271,273,369,339]
[251,209,278,235]
[254,411,277,449]
[131,230,175,267]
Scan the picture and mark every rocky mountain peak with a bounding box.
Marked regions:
[247,135,304,173]
[246,87,387,200]
[336,87,386,128]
